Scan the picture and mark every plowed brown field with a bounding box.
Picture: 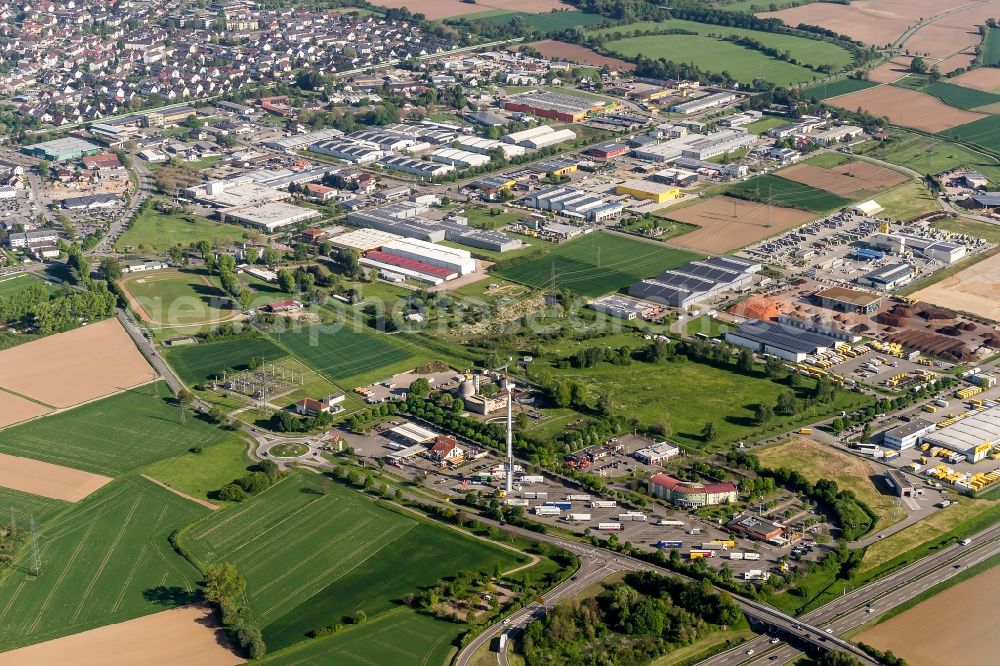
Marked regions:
[660,196,814,253]
[0,452,111,502]
[826,85,985,132]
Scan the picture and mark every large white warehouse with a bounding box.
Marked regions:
[381,238,476,275]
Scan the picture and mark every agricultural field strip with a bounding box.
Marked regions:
[272,329,414,385]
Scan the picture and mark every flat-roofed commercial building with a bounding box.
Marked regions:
[670,92,737,115]
[220,202,320,232]
[920,407,1000,462]
[629,255,760,309]
[725,318,843,362]
[632,441,680,465]
[503,91,610,123]
[884,469,915,497]
[727,515,784,542]
[882,418,936,451]
[22,137,102,162]
[329,228,403,252]
[381,237,476,275]
[616,179,681,204]
[813,286,882,314]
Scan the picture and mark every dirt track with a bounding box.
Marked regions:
[660,196,814,253]
[0,452,111,502]
[0,318,156,409]
[0,606,243,666]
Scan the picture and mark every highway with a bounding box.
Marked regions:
[699,524,1000,665]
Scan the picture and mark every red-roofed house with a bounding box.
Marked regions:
[303,183,337,201]
[648,473,737,507]
[294,398,329,416]
[82,152,125,176]
[265,299,302,313]
[429,435,464,463]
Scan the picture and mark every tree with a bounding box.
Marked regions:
[37,160,50,181]
[204,562,246,603]
[244,247,258,264]
[910,56,927,74]
[409,377,431,397]
[261,247,282,265]
[701,421,718,442]
[754,403,774,425]
[776,390,797,415]
[737,348,754,373]
[97,257,123,281]
[277,269,295,293]
[553,381,573,408]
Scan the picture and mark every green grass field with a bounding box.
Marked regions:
[165,337,288,384]
[472,9,607,32]
[0,476,206,651]
[800,78,879,101]
[494,232,700,297]
[123,268,233,326]
[0,273,57,298]
[115,202,249,253]
[938,114,1000,154]
[259,609,461,666]
[275,324,416,387]
[983,28,1000,66]
[932,216,1000,243]
[722,0,802,11]
[0,486,68,526]
[542,358,871,449]
[729,174,853,212]
[140,436,253,503]
[857,128,1000,183]
[922,81,1000,109]
[872,180,940,221]
[181,471,522,650]
[0,383,228,476]
[744,116,788,135]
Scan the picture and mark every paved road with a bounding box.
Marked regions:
[699,524,1000,665]
[90,156,154,256]
[117,308,183,395]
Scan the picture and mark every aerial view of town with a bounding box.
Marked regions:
[1,0,1000,664]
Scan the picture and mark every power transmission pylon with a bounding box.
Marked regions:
[9,507,15,537]
[178,401,187,424]
[29,517,41,577]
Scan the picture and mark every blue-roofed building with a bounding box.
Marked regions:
[725,319,843,362]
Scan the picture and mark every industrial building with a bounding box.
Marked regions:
[22,137,102,162]
[881,419,936,451]
[503,91,610,122]
[851,200,884,216]
[670,92,738,114]
[348,202,521,252]
[648,473,737,507]
[883,469,915,498]
[521,128,577,150]
[380,237,475,276]
[329,228,403,252]
[184,178,290,208]
[522,185,624,223]
[869,233,967,265]
[628,255,761,309]
[589,294,658,320]
[430,148,490,169]
[457,136,525,159]
[264,128,344,151]
[588,142,629,159]
[920,407,1000,463]
[632,441,680,465]
[725,319,844,362]
[220,202,320,232]
[616,179,681,204]
[61,193,118,210]
[727,515,784,542]
[378,155,455,179]
[631,128,758,163]
[859,262,913,290]
[774,315,862,343]
[360,251,458,285]
[813,286,882,314]
[503,125,555,145]
[309,139,384,164]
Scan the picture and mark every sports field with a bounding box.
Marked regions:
[0,383,229,476]
[165,337,287,384]
[0,318,156,409]
[276,323,417,387]
[0,273,56,298]
[494,232,699,297]
[589,19,853,73]
[0,477,206,652]
[729,174,853,213]
[799,77,879,101]
[658,196,815,253]
[259,610,460,666]
[182,471,522,650]
[122,268,237,327]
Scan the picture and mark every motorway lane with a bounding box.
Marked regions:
[700,527,1000,665]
